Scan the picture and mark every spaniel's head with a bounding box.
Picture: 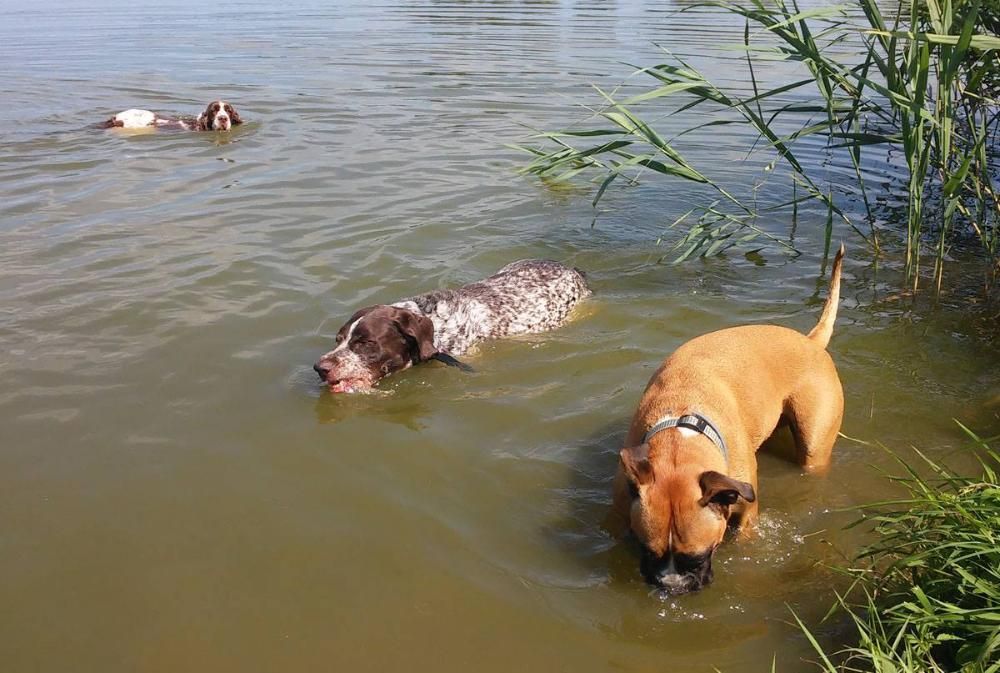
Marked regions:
[198,100,242,131]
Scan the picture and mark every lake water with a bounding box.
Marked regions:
[2,1,998,671]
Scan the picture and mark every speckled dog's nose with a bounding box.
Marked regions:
[313,361,332,379]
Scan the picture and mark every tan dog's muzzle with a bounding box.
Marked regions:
[641,548,715,594]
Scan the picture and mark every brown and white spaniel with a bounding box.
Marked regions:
[102,100,243,131]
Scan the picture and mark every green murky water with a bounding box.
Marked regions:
[1,1,997,671]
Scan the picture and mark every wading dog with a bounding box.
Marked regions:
[610,246,845,594]
[314,259,591,393]
[102,100,243,131]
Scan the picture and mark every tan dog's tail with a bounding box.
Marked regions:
[807,244,845,349]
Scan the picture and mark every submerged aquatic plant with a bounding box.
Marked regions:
[518,0,1000,291]
[796,426,1000,672]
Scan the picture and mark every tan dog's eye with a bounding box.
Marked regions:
[627,481,640,499]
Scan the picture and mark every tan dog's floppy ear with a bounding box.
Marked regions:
[620,443,654,486]
[698,471,755,507]
[393,310,437,362]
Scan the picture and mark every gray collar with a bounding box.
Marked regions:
[643,413,728,463]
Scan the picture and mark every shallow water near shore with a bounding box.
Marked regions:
[1,1,999,671]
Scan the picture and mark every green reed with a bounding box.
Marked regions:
[795,426,1000,672]
[518,0,1000,290]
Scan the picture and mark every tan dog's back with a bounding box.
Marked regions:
[632,244,845,458]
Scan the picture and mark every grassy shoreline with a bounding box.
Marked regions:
[798,427,1000,672]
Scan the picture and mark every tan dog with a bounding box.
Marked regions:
[610,246,845,594]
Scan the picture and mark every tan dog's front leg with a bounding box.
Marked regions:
[726,451,760,538]
[732,500,760,540]
[604,469,632,539]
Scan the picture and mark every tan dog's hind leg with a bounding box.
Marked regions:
[605,469,633,539]
[785,373,844,473]
[733,494,760,539]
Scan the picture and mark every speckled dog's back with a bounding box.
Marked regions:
[393,259,591,355]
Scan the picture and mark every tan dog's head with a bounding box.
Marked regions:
[620,443,755,594]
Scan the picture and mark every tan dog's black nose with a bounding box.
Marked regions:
[641,549,714,595]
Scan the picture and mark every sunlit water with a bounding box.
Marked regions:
[1,1,998,671]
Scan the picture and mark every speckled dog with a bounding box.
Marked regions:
[314,259,591,393]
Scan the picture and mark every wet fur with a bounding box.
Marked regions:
[102,100,243,131]
[314,259,591,392]
[610,245,846,593]
[391,259,591,355]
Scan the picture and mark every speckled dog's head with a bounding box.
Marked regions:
[314,305,437,393]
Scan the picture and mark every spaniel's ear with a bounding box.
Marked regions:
[102,117,123,128]
[197,103,215,130]
[229,107,243,125]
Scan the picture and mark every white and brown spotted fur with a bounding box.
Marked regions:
[314,259,591,393]
[102,100,243,132]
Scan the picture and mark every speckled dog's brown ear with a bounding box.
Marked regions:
[392,309,436,362]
